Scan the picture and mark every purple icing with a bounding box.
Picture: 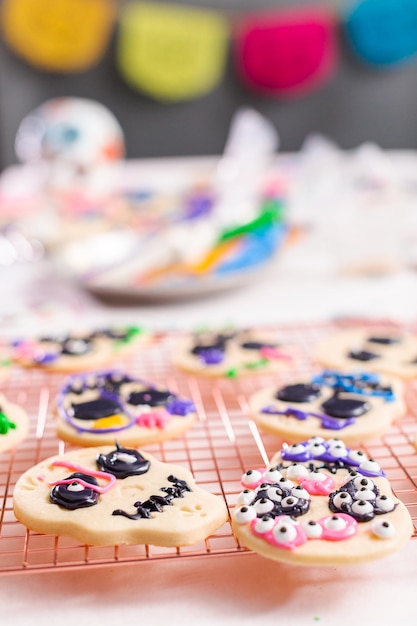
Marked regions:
[165,399,196,416]
[261,406,356,431]
[35,352,59,364]
[198,348,225,365]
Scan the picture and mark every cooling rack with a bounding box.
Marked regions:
[1,320,417,575]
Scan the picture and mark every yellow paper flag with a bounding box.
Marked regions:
[117,2,228,102]
[1,0,116,73]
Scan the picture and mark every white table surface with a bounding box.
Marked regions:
[1,156,417,626]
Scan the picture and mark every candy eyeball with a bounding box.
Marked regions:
[308,442,326,456]
[341,471,359,485]
[234,505,257,524]
[267,487,283,501]
[281,496,299,510]
[371,519,395,539]
[264,467,283,482]
[332,491,352,508]
[354,487,376,501]
[254,498,274,515]
[359,459,381,474]
[351,500,374,516]
[237,489,255,505]
[309,436,326,444]
[375,495,396,513]
[353,476,375,491]
[254,516,275,534]
[272,520,298,543]
[326,438,343,446]
[323,515,347,531]
[303,520,323,539]
[278,477,295,490]
[286,443,307,456]
[286,463,309,480]
[241,469,263,487]
[292,486,310,500]
[307,470,326,483]
[328,443,348,459]
[348,450,367,464]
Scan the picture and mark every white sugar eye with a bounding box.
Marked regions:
[323,515,347,531]
[327,438,343,446]
[359,460,381,474]
[303,520,323,538]
[351,500,374,516]
[272,520,298,543]
[332,492,352,508]
[116,452,138,464]
[264,467,283,482]
[67,481,84,492]
[353,476,375,491]
[342,471,360,486]
[254,498,274,514]
[234,505,257,524]
[307,470,326,482]
[286,463,309,480]
[309,436,325,444]
[292,486,310,500]
[281,496,299,509]
[348,450,367,464]
[371,519,395,539]
[278,477,295,490]
[242,469,263,487]
[328,444,348,459]
[254,516,275,534]
[308,442,326,456]
[237,489,255,505]
[375,495,395,512]
[354,488,376,501]
[266,487,282,501]
[287,443,307,455]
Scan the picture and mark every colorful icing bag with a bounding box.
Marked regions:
[117,1,228,102]
[344,0,417,67]
[0,0,116,72]
[234,6,338,98]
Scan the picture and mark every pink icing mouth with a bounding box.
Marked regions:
[136,410,171,429]
[299,473,336,495]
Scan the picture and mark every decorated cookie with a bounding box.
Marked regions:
[0,393,29,453]
[174,329,296,377]
[10,326,145,372]
[314,328,417,379]
[249,370,405,445]
[56,370,197,447]
[13,445,228,546]
[232,437,413,566]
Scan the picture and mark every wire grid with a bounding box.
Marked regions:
[1,320,417,576]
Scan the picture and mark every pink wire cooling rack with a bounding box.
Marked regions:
[1,321,417,575]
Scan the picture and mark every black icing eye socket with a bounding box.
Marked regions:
[50,473,99,510]
[127,389,174,407]
[61,338,91,356]
[276,383,321,403]
[367,336,400,345]
[348,350,380,362]
[240,341,276,350]
[96,446,150,479]
[321,394,371,419]
[71,397,122,421]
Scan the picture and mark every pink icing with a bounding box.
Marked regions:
[319,513,357,541]
[49,460,116,493]
[136,410,170,429]
[300,474,335,495]
[260,347,293,361]
[14,341,45,360]
[251,515,308,550]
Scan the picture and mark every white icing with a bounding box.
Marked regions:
[371,520,395,539]
[234,505,257,524]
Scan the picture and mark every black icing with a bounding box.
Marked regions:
[321,392,371,419]
[71,397,121,421]
[250,481,310,519]
[96,444,150,479]
[127,389,173,407]
[98,373,134,394]
[191,336,228,355]
[112,475,192,520]
[240,341,276,350]
[348,350,380,362]
[367,336,400,345]
[276,383,321,403]
[50,472,99,510]
[328,477,394,522]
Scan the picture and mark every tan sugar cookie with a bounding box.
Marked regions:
[174,328,297,378]
[0,392,29,453]
[249,370,405,445]
[314,328,417,379]
[231,437,413,566]
[56,370,197,447]
[10,325,147,372]
[13,444,228,547]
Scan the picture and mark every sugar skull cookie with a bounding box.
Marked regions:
[13,445,228,546]
[10,326,146,372]
[232,437,413,566]
[314,328,417,379]
[174,328,296,377]
[0,393,29,453]
[249,370,405,445]
[56,370,197,447]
